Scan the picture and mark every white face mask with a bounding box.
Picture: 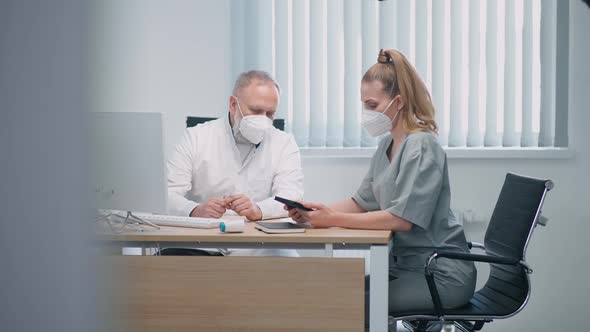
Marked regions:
[233,97,272,144]
[361,97,400,137]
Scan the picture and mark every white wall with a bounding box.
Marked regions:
[94,1,589,330]
[92,0,232,156]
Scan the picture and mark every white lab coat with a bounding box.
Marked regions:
[167,116,304,220]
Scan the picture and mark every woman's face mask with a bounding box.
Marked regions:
[233,97,272,144]
[361,96,400,137]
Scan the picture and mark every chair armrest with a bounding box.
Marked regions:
[434,250,520,265]
[423,250,521,319]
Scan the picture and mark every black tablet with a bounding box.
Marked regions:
[274,196,313,211]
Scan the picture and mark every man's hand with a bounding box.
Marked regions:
[190,197,227,218]
[225,194,263,221]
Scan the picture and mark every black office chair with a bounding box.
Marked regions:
[186,116,285,131]
[392,173,554,332]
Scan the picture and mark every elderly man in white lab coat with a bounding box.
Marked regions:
[166,70,303,256]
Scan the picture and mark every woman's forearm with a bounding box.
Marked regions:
[331,210,413,232]
[329,198,367,213]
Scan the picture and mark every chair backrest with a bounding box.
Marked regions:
[186,116,216,128]
[186,116,285,131]
[484,173,552,260]
[475,173,552,317]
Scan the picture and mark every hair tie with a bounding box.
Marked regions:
[377,48,392,64]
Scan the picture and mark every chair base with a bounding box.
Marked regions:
[401,319,489,332]
[453,320,487,332]
[402,319,433,331]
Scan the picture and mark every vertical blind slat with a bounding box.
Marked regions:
[361,0,379,147]
[431,0,447,146]
[414,0,429,84]
[230,0,245,88]
[291,0,309,146]
[539,0,556,147]
[448,0,465,147]
[484,0,500,146]
[343,0,362,147]
[274,0,291,123]
[553,0,569,147]
[326,0,344,147]
[309,0,327,147]
[467,0,482,147]
[396,0,411,58]
[244,3,259,70]
[503,0,518,146]
[379,0,397,49]
[521,0,535,147]
[256,0,275,75]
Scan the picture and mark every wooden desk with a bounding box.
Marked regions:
[97,220,393,332]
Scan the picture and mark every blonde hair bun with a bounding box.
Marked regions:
[377,48,392,64]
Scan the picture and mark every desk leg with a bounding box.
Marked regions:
[324,243,333,257]
[370,244,392,332]
[141,247,157,256]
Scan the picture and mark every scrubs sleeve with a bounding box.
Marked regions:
[352,154,380,212]
[385,136,443,230]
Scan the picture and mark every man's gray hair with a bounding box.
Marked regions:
[232,70,281,97]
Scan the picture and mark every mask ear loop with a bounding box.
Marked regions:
[232,96,245,118]
[387,76,404,127]
[381,97,396,115]
[231,96,244,137]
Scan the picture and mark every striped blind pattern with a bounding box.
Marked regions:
[230,0,568,149]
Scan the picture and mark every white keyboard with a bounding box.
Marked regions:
[133,213,223,229]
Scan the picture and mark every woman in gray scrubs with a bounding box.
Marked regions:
[286,49,476,324]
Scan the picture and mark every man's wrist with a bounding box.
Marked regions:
[189,204,200,217]
[253,204,263,221]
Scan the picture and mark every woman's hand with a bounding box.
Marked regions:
[284,202,339,228]
[285,203,308,223]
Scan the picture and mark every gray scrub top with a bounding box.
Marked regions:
[352,131,473,274]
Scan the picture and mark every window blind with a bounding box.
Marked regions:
[230,0,568,149]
